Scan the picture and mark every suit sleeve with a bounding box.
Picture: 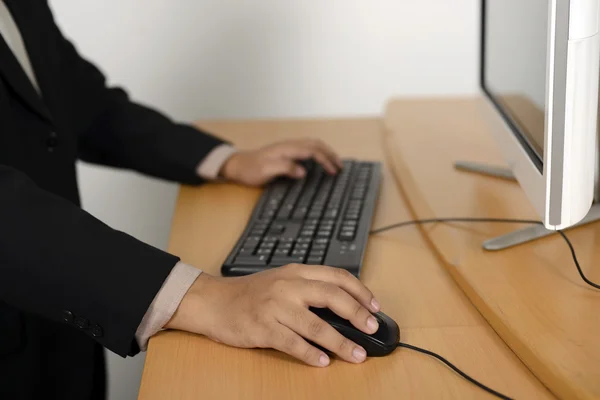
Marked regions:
[0,165,180,357]
[44,3,227,184]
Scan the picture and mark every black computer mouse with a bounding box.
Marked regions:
[309,307,400,357]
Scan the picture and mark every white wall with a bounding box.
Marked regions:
[48,1,480,399]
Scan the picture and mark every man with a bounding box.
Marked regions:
[0,1,382,399]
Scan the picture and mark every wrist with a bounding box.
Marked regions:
[219,152,243,181]
[164,272,214,334]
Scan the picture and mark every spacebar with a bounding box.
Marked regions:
[270,256,305,266]
[234,255,268,265]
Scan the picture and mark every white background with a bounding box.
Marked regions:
[48,1,480,399]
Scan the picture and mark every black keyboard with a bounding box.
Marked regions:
[221,160,381,277]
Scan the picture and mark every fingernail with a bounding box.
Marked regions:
[352,347,367,362]
[319,354,330,366]
[371,298,380,312]
[367,316,379,332]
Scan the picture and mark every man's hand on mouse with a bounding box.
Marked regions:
[219,139,344,186]
[165,264,381,367]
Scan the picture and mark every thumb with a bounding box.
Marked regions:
[261,159,306,181]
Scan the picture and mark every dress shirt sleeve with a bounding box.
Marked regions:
[195,144,238,180]
[135,262,202,351]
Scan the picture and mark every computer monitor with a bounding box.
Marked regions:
[480,0,600,230]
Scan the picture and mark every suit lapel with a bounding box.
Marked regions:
[0,1,53,123]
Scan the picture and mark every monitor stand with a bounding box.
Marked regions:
[453,161,600,251]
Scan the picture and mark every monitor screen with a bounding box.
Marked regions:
[482,0,548,169]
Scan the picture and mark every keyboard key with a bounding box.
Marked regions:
[293,207,309,219]
[274,249,290,256]
[312,244,327,251]
[257,248,273,255]
[262,210,276,218]
[323,209,338,219]
[269,224,285,234]
[270,256,306,266]
[292,249,307,257]
[317,230,332,238]
[238,248,255,256]
[263,236,278,242]
[339,231,355,240]
[294,243,310,250]
[242,243,259,251]
[278,211,291,220]
[235,255,268,265]
[306,257,323,265]
[281,203,295,211]
[300,230,315,237]
[309,250,325,257]
[314,238,329,245]
[277,243,293,250]
[259,242,276,249]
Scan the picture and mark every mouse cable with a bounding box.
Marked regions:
[396,342,513,400]
[370,217,600,290]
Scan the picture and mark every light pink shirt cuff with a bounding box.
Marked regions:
[135,262,201,351]
[196,144,238,180]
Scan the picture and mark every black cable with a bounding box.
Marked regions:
[370,217,541,234]
[397,342,513,400]
[370,217,600,290]
[555,230,600,289]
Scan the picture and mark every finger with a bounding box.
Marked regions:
[312,151,338,175]
[305,139,344,169]
[279,303,367,364]
[297,265,380,313]
[297,140,341,174]
[300,280,378,335]
[268,324,330,367]
[261,159,305,181]
[269,141,341,174]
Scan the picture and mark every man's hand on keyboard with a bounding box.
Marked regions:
[219,139,344,186]
[164,264,381,367]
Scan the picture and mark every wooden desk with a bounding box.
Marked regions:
[138,117,552,399]
[383,97,600,400]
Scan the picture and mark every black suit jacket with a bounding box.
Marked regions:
[0,1,226,399]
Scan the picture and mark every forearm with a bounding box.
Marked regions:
[0,165,179,357]
[77,96,229,184]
